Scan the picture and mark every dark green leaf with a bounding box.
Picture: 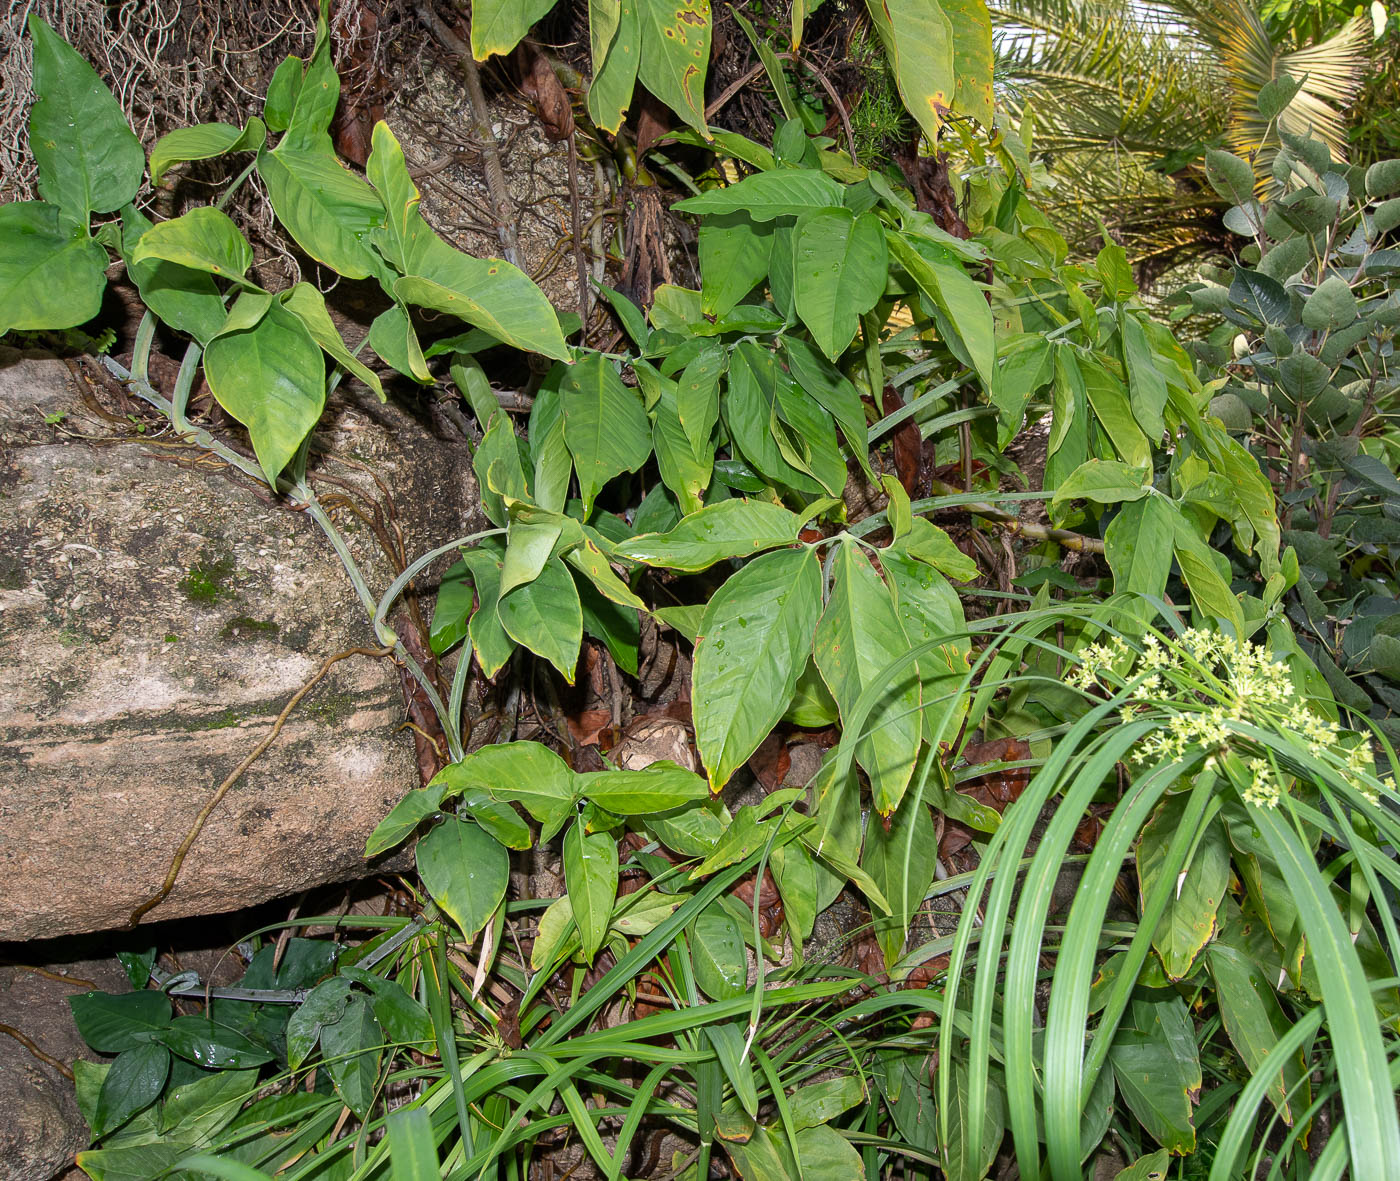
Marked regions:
[93,1044,169,1136]
[319,995,381,1119]
[69,990,171,1054]
[417,816,509,939]
[565,818,618,960]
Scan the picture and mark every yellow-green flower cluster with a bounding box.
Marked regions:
[1069,628,1387,808]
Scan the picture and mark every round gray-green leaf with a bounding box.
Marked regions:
[417,816,509,940]
[1302,276,1358,331]
[1204,149,1257,207]
[693,547,823,791]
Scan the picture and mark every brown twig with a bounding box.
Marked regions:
[0,1023,73,1080]
[415,2,521,266]
[127,646,395,928]
[702,52,858,164]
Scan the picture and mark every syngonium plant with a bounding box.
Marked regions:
[1183,94,1400,740]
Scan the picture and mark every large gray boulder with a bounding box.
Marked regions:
[0,349,478,939]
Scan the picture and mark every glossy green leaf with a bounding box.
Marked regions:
[862,777,937,968]
[203,296,326,485]
[1206,942,1306,1125]
[793,208,888,359]
[1104,495,1174,604]
[69,990,170,1053]
[882,550,970,746]
[120,205,224,344]
[396,241,570,361]
[565,818,618,961]
[887,231,995,388]
[694,547,823,791]
[364,784,446,857]
[1050,459,1151,512]
[279,10,338,152]
[1082,353,1150,469]
[772,363,848,495]
[1170,505,1245,636]
[157,1015,276,1069]
[790,1076,865,1131]
[0,202,107,334]
[693,904,748,1001]
[433,741,575,831]
[285,977,353,1070]
[257,146,385,281]
[498,554,583,681]
[319,995,381,1119]
[782,336,871,469]
[942,0,994,127]
[367,302,431,383]
[699,213,773,317]
[815,541,922,815]
[652,380,712,514]
[902,517,979,582]
[559,352,652,516]
[724,341,824,493]
[27,15,144,220]
[157,1068,258,1140]
[676,342,725,454]
[1138,801,1228,980]
[674,168,845,220]
[863,0,954,144]
[617,499,802,571]
[149,119,266,185]
[280,282,384,399]
[577,761,709,813]
[462,539,517,676]
[417,816,509,939]
[93,1043,169,1136]
[990,334,1054,448]
[587,0,640,132]
[1120,314,1168,442]
[635,0,711,131]
[132,207,253,279]
[470,0,556,59]
[262,56,303,132]
[472,414,528,529]
[1106,996,1200,1155]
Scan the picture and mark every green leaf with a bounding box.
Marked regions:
[263,56,304,133]
[887,232,994,388]
[460,788,533,850]
[693,905,748,1000]
[635,0,711,132]
[699,213,773,318]
[280,282,384,400]
[1204,149,1256,206]
[587,0,640,133]
[617,499,802,571]
[1104,495,1174,605]
[793,208,888,359]
[257,146,386,281]
[27,15,144,221]
[1081,354,1150,471]
[157,1015,276,1069]
[132,207,253,279]
[0,202,107,334]
[368,302,431,383]
[782,336,871,469]
[694,548,824,791]
[790,1076,865,1131]
[431,562,475,655]
[472,414,528,529]
[557,352,652,516]
[1050,459,1151,512]
[882,550,971,746]
[990,334,1054,448]
[943,1057,1006,1181]
[772,364,848,496]
[470,0,556,59]
[577,761,709,813]
[497,554,583,681]
[69,990,170,1053]
[941,0,995,128]
[279,11,339,153]
[1302,275,1358,331]
[417,816,509,939]
[565,819,618,961]
[339,968,433,1053]
[395,242,570,362]
[158,1068,258,1140]
[724,341,823,493]
[120,205,224,345]
[1206,942,1307,1125]
[863,0,954,144]
[319,995,381,1119]
[1170,504,1245,636]
[861,776,937,968]
[652,379,712,514]
[815,541,922,815]
[1138,803,1228,980]
[203,295,326,485]
[93,1043,169,1136]
[674,168,845,220]
[1107,996,1200,1154]
[902,517,978,582]
[1114,1149,1170,1180]
[1119,315,1167,442]
[434,741,575,831]
[285,977,353,1070]
[388,1108,440,1180]
[677,342,726,454]
[462,539,516,676]
[149,119,266,185]
[365,784,446,857]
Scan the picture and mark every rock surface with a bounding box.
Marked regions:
[0,349,479,940]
